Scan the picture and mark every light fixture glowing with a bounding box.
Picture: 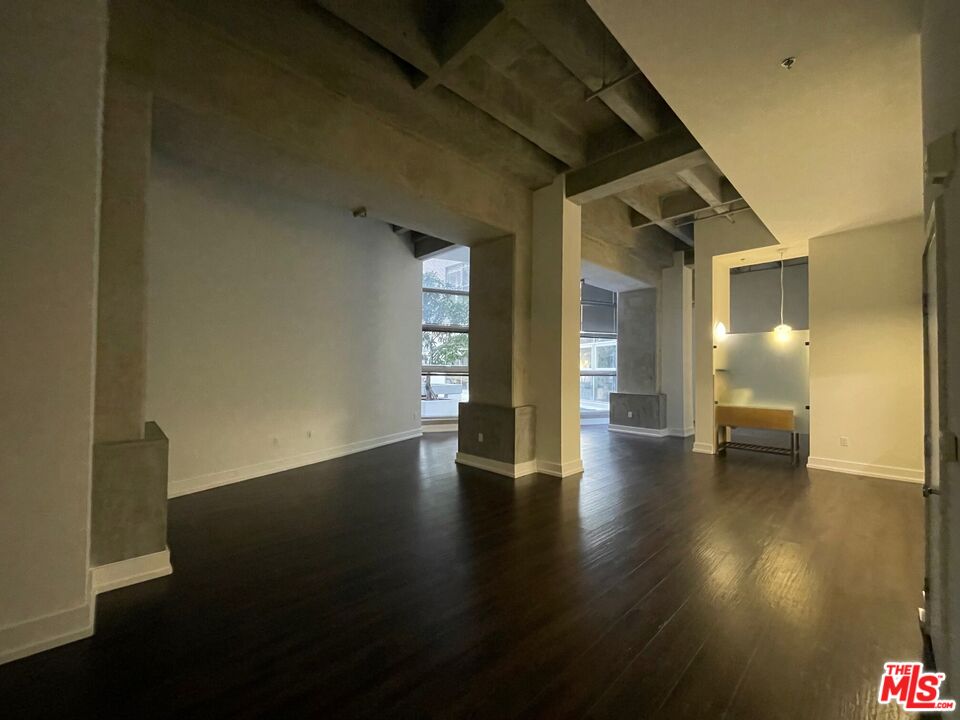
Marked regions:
[772,250,792,342]
[714,321,727,340]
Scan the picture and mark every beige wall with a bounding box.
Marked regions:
[146,156,422,495]
[530,177,583,476]
[693,211,778,452]
[0,0,107,663]
[807,217,925,481]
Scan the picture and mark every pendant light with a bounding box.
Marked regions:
[773,251,792,341]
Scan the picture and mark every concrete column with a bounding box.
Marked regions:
[609,286,667,433]
[660,252,694,437]
[530,177,583,477]
[94,67,152,443]
[457,234,538,477]
[617,288,659,393]
[89,62,170,579]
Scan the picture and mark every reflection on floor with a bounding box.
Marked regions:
[0,427,922,719]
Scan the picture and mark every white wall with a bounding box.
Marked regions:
[0,1,106,663]
[730,263,809,333]
[661,252,694,436]
[146,156,422,495]
[693,211,779,452]
[807,217,925,481]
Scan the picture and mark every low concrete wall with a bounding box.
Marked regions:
[91,421,169,567]
[609,393,667,430]
[458,403,535,465]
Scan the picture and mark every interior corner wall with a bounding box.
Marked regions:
[145,155,422,496]
[693,211,779,452]
[921,0,960,686]
[0,0,107,663]
[807,217,925,481]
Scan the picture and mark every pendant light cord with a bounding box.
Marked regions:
[779,253,785,325]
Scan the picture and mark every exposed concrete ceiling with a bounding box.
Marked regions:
[156,0,753,251]
[581,260,652,292]
[588,0,924,245]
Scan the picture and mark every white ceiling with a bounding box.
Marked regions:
[588,0,924,245]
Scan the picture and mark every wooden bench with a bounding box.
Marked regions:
[715,405,799,464]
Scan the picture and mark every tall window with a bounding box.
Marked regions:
[421,245,470,419]
[580,282,617,415]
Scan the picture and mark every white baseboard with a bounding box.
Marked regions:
[455,452,538,478]
[609,424,669,438]
[91,549,172,594]
[169,428,423,497]
[536,458,584,477]
[0,594,94,666]
[422,423,458,433]
[692,441,715,455]
[580,417,609,426]
[806,456,923,484]
[455,453,584,479]
[668,426,696,438]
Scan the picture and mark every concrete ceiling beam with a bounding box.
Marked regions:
[317,0,584,166]
[412,234,456,259]
[315,0,441,74]
[618,186,696,245]
[504,0,664,139]
[415,9,511,93]
[677,164,724,209]
[566,126,707,203]
[442,57,586,166]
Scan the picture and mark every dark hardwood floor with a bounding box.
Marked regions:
[1,427,924,719]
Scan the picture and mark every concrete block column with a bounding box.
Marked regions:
[457,234,538,476]
[530,176,583,477]
[90,62,171,587]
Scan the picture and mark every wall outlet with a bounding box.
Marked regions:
[478,433,484,443]
[627,411,633,419]
[840,436,849,447]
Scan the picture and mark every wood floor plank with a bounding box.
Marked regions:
[0,428,924,719]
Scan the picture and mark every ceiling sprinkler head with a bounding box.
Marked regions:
[780,56,797,70]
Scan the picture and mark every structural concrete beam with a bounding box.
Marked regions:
[618,186,695,245]
[415,8,511,92]
[504,0,667,139]
[565,126,707,204]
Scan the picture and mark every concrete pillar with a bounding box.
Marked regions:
[609,286,667,433]
[94,67,152,443]
[660,252,694,437]
[89,61,171,582]
[457,234,538,477]
[530,177,583,477]
[617,288,659,393]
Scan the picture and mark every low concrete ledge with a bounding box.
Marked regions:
[609,393,667,430]
[91,421,169,569]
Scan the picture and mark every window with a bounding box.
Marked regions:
[580,282,617,414]
[421,246,469,418]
